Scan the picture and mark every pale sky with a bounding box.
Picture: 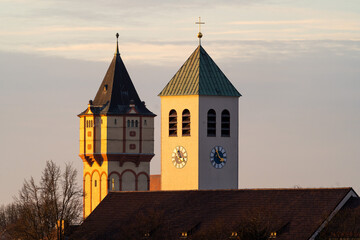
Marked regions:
[0,0,359,205]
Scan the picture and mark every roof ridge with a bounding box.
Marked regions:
[107,187,353,194]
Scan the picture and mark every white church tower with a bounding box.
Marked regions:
[159,30,241,190]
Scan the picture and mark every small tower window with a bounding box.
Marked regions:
[111,178,115,190]
[94,180,97,187]
[114,119,117,125]
[131,120,134,127]
[127,120,130,127]
[221,110,230,137]
[207,109,216,137]
[169,109,177,136]
[144,119,147,126]
[182,109,190,136]
[135,120,138,128]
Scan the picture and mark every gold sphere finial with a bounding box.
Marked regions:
[198,32,203,39]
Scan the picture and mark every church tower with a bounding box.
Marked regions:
[159,32,241,190]
[78,34,155,218]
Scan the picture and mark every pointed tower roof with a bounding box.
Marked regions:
[158,45,241,97]
[79,35,154,116]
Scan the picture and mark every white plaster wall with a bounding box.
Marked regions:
[142,116,155,153]
[121,171,136,191]
[137,173,148,191]
[198,96,239,190]
[94,116,101,153]
[107,116,124,153]
[108,161,150,191]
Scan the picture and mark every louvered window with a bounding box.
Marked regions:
[207,109,216,137]
[182,109,190,136]
[169,110,177,136]
[221,110,230,137]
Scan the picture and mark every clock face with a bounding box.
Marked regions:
[172,146,188,169]
[210,146,227,169]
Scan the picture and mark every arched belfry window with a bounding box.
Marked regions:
[169,109,177,136]
[221,110,230,137]
[207,109,216,137]
[182,109,190,136]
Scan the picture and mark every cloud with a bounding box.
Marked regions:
[228,20,318,25]
[29,40,360,66]
[0,27,119,36]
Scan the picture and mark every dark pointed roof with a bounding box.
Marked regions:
[159,45,241,97]
[79,38,154,116]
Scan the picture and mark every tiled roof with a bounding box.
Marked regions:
[158,45,241,97]
[317,196,360,238]
[71,188,353,240]
[79,44,155,116]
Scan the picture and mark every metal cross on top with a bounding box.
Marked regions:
[195,17,205,45]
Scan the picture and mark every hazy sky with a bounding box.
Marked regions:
[0,0,359,205]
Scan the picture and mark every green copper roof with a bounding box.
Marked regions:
[159,45,241,97]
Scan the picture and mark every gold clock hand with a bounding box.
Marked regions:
[177,150,183,162]
[216,149,224,162]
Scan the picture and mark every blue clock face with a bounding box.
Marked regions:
[210,146,227,169]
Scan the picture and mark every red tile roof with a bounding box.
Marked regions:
[72,188,354,240]
[317,196,360,238]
